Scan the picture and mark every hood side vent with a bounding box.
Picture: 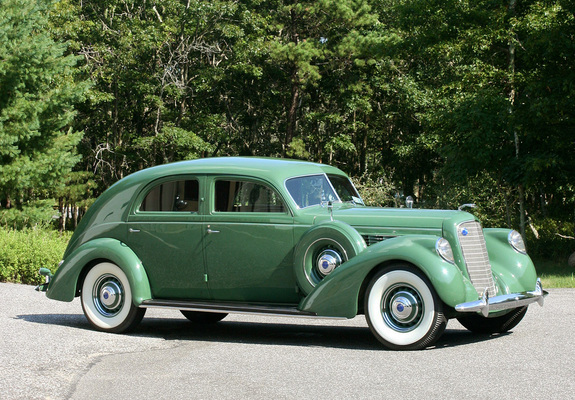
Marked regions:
[362,235,387,246]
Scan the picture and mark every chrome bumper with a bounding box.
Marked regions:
[455,278,548,317]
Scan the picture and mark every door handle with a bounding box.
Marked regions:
[206,225,220,234]
[129,228,141,233]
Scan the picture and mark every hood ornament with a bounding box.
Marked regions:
[458,203,477,211]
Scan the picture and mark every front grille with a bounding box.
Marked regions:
[457,221,497,297]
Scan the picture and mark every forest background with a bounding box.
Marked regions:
[1,0,575,282]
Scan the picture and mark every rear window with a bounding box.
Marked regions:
[140,180,199,212]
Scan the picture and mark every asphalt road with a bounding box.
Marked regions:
[0,282,573,400]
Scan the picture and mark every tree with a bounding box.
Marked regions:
[0,0,88,227]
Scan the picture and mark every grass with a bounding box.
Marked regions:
[534,257,575,288]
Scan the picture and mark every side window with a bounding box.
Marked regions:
[215,180,285,213]
[140,180,199,212]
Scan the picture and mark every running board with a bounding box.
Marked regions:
[139,299,331,319]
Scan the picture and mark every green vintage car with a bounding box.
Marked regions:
[38,157,547,350]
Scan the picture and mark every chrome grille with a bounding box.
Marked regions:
[457,221,496,297]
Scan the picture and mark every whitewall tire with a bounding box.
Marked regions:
[365,265,446,350]
[81,262,145,333]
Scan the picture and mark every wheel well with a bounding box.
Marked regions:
[75,258,111,297]
[356,260,421,315]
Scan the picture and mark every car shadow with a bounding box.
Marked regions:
[16,313,91,329]
[17,313,512,351]
[137,317,512,350]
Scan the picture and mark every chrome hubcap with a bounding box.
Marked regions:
[92,274,124,317]
[316,249,342,277]
[382,285,423,332]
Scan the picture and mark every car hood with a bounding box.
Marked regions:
[301,205,476,237]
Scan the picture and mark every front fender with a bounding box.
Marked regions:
[484,229,538,294]
[299,235,477,318]
[46,238,152,306]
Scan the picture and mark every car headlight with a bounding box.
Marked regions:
[508,230,527,254]
[436,237,455,264]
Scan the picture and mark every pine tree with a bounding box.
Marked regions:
[0,0,88,227]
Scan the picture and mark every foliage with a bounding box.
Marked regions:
[0,0,89,225]
[0,0,574,265]
[0,200,55,229]
[527,218,575,260]
[0,228,71,284]
[353,175,397,208]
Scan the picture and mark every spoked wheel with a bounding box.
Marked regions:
[365,265,447,350]
[180,311,228,323]
[457,306,527,334]
[81,262,145,333]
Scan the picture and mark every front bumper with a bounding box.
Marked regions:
[455,278,548,317]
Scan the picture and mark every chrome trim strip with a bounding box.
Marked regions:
[455,278,548,317]
[139,299,347,320]
[358,226,442,234]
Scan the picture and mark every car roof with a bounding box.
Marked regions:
[124,157,346,187]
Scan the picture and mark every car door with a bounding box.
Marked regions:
[125,175,209,300]
[203,176,299,303]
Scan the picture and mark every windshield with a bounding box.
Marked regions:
[285,174,364,208]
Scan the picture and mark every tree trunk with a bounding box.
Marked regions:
[285,70,300,157]
[58,197,64,233]
[508,0,527,245]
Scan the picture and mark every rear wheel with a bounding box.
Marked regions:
[457,306,527,334]
[180,311,227,323]
[365,265,446,350]
[81,262,145,333]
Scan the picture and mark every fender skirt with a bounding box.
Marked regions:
[46,238,152,306]
[299,235,478,318]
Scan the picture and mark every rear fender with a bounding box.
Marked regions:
[299,235,477,317]
[46,238,152,306]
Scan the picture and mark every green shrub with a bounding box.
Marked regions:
[0,228,71,284]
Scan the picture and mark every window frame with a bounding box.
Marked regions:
[131,175,204,216]
[210,176,291,215]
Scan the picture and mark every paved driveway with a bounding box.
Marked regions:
[1,283,573,399]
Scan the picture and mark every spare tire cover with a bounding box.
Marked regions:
[293,220,366,295]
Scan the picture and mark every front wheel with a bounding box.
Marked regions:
[457,306,527,334]
[365,265,447,350]
[81,262,145,333]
